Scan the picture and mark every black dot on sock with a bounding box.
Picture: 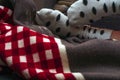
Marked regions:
[97,0,100,1]
[76,34,80,38]
[55,27,61,33]
[103,3,108,13]
[81,36,85,39]
[93,29,97,33]
[80,11,85,18]
[94,37,97,39]
[83,0,88,6]
[45,21,51,27]
[56,14,61,21]
[100,30,104,35]
[66,32,71,37]
[89,19,94,23]
[92,7,97,15]
[88,28,91,33]
[66,19,69,26]
[112,2,116,13]
[83,26,87,31]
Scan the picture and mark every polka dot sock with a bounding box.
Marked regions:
[77,25,113,40]
[35,8,119,40]
[36,8,73,38]
[68,0,120,27]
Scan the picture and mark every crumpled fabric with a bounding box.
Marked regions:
[1,0,120,80]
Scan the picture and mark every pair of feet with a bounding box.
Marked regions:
[35,8,117,40]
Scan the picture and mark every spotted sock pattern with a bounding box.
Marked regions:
[35,0,120,39]
[68,0,120,26]
[36,8,113,40]
[77,25,113,39]
[36,8,74,38]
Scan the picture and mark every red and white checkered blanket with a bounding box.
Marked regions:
[0,5,85,80]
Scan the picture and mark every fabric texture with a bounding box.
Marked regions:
[67,0,120,27]
[0,5,85,80]
[36,8,114,40]
[0,0,120,80]
[0,22,82,80]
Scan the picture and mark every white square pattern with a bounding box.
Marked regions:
[33,53,40,62]
[5,31,12,37]
[55,73,65,80]
[17,27,23,33]
[20,56,27,62]
[35,68,43,73]
[6,56,13,66]
[22,69,31,79]
[5,25,11,30]
[45,49,53,60]
[5,42,12,50]
[7,9,12,16]
[30,36,36,45]
[49,69,57,73]
[0,6,4,9]
[18,39,24,48]
[43,38,50,42]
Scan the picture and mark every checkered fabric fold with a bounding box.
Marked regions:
[0,19,85,80]
[0,5,12,22]
[0,5,85,80]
